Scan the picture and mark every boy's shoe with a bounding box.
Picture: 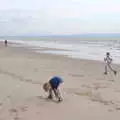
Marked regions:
[104,72,108,75]
[47,95,53,99]
[58,97,63,102]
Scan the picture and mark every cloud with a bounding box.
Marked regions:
[0,0,120,35]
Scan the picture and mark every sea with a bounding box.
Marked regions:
[0,35,120,64]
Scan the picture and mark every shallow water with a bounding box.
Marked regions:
[1,37,120,64]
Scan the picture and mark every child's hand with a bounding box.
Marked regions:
[104,58,106,61]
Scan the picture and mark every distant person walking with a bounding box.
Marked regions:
[4,40,8,47]
[104,52,117,75]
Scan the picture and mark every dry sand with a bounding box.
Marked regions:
[0,43,120,120]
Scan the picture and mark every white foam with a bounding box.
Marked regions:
[1,39,120,64]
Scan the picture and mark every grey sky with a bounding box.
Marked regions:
[0,0,120,35]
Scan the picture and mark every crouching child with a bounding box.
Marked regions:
[43,76,63,102]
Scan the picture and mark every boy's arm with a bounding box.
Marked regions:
[109,56,113,62]
[54,88,63,101]
[110,57,113,61]
[104,57,106,62]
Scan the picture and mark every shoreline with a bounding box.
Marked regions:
[7,42,120,66]
[1,39,120,65]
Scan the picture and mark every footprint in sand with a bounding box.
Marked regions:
[108,109,114,112]
[19,105,28,112]
[115,90,120,92]
[36,96,62,104]
[0,103,2,106]
[116,107,120,111]
[115,105,120,111]
[108,79,115,82]
[68,73,84,78]
[34,68,38,72]
[9,108,18,114]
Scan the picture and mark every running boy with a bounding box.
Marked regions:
[104,52,117,75]
[43,76,63,102]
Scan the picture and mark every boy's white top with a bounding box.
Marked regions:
[104,56,112,64]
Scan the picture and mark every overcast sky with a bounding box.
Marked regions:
[0,0,120,36]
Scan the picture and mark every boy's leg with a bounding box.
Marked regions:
[53,89,59,98]
[104,64,108,74]
[53,89,62,102]
[108,64,117,75]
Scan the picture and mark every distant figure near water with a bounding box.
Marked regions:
[104,52,117,75]
[4,40,8,47]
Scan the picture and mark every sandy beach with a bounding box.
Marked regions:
[0,43,120,120]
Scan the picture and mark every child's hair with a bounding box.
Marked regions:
[43,82,51,92]
[106,52,110,56]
